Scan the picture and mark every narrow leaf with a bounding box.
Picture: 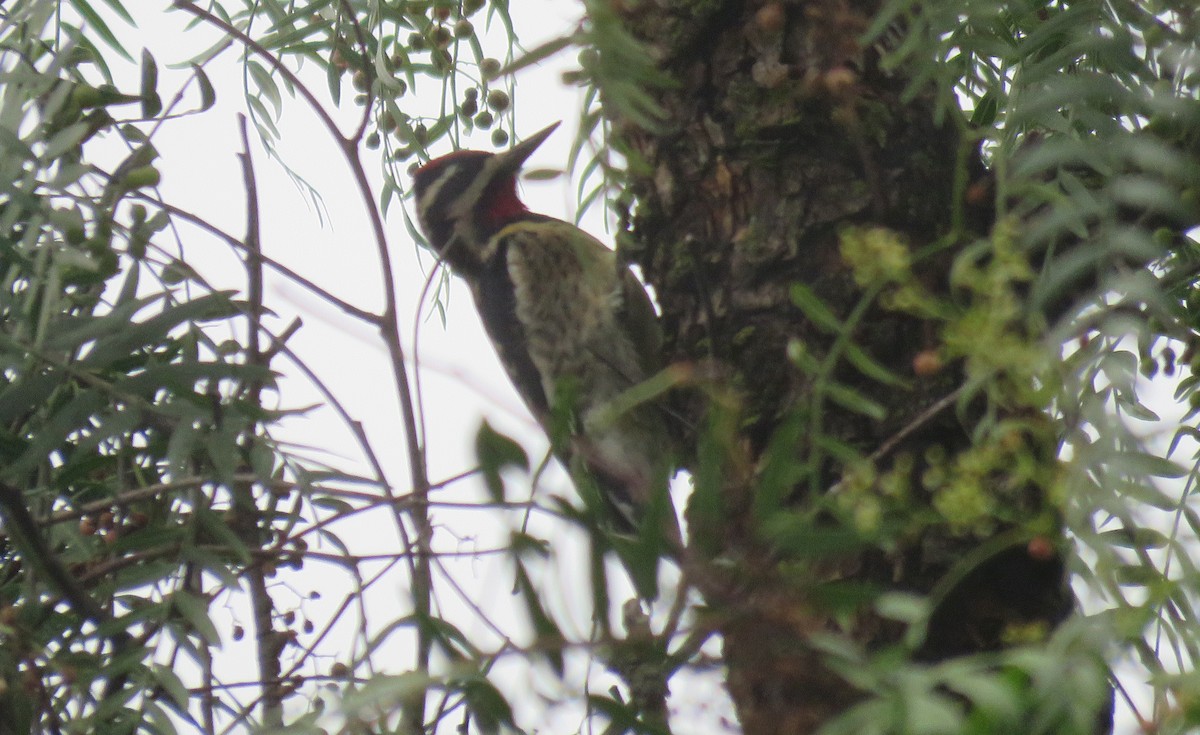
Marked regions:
[475,420,528,502]
[790,284,843,334]
[140,49,161,117]
[192,64,216,112]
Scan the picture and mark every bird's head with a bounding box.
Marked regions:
[412,122,559,273]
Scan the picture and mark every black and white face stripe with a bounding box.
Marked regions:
[412,151,493,267]
[411,123,560,266]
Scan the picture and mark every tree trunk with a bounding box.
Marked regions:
[609,1,1092,732]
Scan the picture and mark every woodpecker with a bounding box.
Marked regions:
[411,123,675,545]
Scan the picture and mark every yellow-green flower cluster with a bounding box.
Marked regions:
[839,226,912,286]
[838,226,937,316]
[834,454,915,538]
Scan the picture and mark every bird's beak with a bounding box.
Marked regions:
[497,121,560,173]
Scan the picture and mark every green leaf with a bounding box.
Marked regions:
[844,343,908,387]
[1114,564,1163,587]
[0,368,68,425]
[456,675,514,735]
[140,49,161,117]
[422,616,479,661]
[247,60,283,117]
[260,13,327,52]
[180,546,241,589]
[326,52,343,106]
[3,389,106,482]
[903,691,963,735]
[192,64,216,112]
[171,590,220,644]
[874,592,927,623]
[513,563,564,675]
[761,515,866,558]
[475,420,528,502]
[68,0,134,62]
[143,700,180,735]
[945,673,1021,720]
[312,495,354,514]
[492,35,573,79]
[193,505,251,565]
[1098,527,1170,550]
[824,382,887,420]
[150,664,190,710]
[343,672,433,710]
[42,122,90,161]
[74,292,237,369]
[247,96,280,139]
[970,90,1000,127]
[1111,450,1186,479]
[790,283,843,334]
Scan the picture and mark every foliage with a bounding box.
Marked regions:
[0,3,295,730]
[0,0,1198,734]
[858,0,1200,731]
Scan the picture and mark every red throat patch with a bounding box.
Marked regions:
[484,176,528,228]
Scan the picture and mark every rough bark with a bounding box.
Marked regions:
[608,1,1088,732]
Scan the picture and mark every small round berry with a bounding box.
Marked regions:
[755,3,786,35]
[479,57,501,78]
[431,26,453,50]
[1027,536,1056,561]
[486,89,510,111]
[912,349,943,377]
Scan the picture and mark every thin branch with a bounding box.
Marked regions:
[866,385,965,466]
[168,0,432,652]
[237,114,284,727]
[142,196,382,324]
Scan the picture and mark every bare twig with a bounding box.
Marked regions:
[141,196,381,324]
[866,385,965,466]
